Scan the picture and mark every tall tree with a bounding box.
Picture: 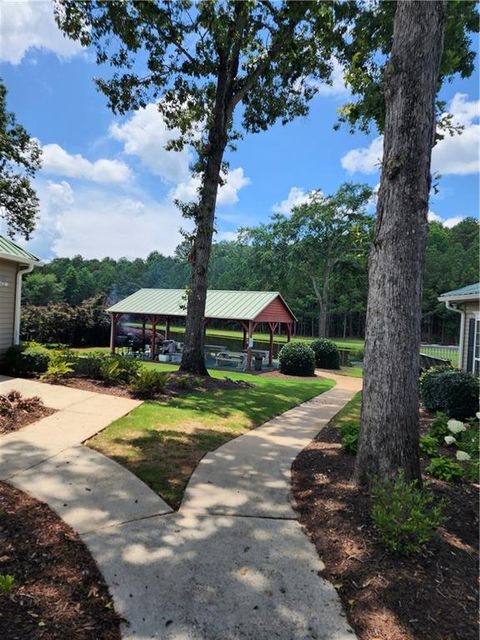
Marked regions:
[55,0,344,374]
[0,81,41,238]
[243,183,373,337]
[354,1,448,485]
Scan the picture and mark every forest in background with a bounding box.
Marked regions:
[22,217,478,344]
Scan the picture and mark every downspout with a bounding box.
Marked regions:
[445,300,464,369]
[13,263,34,345]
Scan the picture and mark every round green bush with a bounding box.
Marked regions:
[420,368,479,420]
[3,344,50,376]
[309,338,340,369]
[278,342,315,376]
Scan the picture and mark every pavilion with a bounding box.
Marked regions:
[107,289,296,367]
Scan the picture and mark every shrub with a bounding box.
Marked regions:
[340,421,360,454]
[309,339,340,370]
[278,342,315,376]
[371,471,445,554]
[3,344,50,377]
[74,353,107,379]
[428,412,449,444]
[129,369,170,399]
[100,355,141,385]
[426,457,464,481]
[419,435,439,458]
[420,368,478,420]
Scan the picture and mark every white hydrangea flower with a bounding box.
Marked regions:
[456,450,471,462]
[476,412,480,420]
[444,435,457,445]
[447,419,466,434]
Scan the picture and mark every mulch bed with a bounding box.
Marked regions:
[0,482,121,640]
[0,403,54,436]
[57,372,253,399]
[292,417,479,640]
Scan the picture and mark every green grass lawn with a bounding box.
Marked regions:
[331,391,362,427]
[87,370,335,508]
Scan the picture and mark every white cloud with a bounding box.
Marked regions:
[341,93,479,176]
[0,0,82,64]
[428,210,466,228]
[110,104,192,183]
[341,137,383,174]
[428,210,442,223]
[170,167,250,206]
[312,58,349,98]
[28,180,186,260]
[443,215,465,229]
[272,187,314,215]
[41,143,133,184]
[215,230,238,242]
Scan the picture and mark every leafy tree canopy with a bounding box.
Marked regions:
[0,80,42,238]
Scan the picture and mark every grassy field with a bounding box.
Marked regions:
[87,370,334,508]
[331,391,362,427]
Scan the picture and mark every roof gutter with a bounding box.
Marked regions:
[444,300,465,369]
[13,263,34,345]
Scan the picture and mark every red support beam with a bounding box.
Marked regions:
[286,323,292,342]
[268,322,278,367]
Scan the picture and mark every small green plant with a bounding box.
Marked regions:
[419,435,439,458]
[426,457,464,481]
[74,353,106,379]
[129,370,169,399]
[40,350,76,382]
[278,342,315,376]
[0,574,14,594]
[175,375,192,390]
[309,339,340,370]
[340,421,359,454]
[100,355,140,385]
[428,412,449,444]
[371,471,445,554]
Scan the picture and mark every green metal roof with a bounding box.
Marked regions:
[0,235,41,264]
[438,282,480,301]
[108,289,295,321]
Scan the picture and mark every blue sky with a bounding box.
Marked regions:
[0,1,479,260]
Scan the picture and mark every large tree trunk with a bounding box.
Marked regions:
[179,135,227,375]
[354,0,446,486]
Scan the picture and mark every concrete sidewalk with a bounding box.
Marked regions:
[0,376,173,532]
[0,373,361,639]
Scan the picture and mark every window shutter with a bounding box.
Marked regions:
[466,317,475,373]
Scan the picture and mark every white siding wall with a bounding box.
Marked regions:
[0,259,17,355]
[462,301,480,371]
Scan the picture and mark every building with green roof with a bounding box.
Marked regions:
[0,235,42,355]
[107,288,296,368]
[439,282,480,375]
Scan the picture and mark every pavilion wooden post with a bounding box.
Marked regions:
[268,322,278,367]
[141,317,146,348]
[165,317,171,340]
[150,317,157,361]
[286,323,292,342]
[110,313,121,354]
[242,325,247,350]
[246,321,257,371]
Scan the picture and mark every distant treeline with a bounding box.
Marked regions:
[23,217,478,343]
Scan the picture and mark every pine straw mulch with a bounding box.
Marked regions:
[0,482,121,640]
[57,371,253,399]
[292,419,479,640]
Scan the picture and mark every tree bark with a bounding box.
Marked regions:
[354,0,447,486]
[179,133,227,375]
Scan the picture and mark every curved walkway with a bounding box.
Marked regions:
[0,372,361,640]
